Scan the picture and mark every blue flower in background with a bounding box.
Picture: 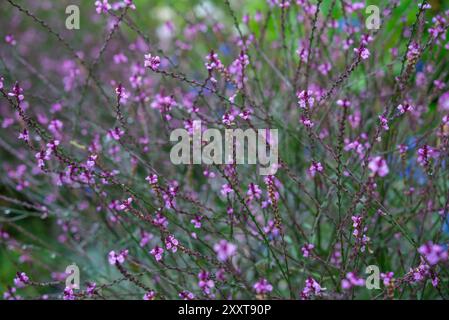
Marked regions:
[226,83,237,92]
[397,137,427,184]
[416,60,424,72]
[337,18,361,30]
[443,214,449,235]
[405,136,418,150]
[219,43,232,57]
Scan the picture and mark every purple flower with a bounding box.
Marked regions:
[354,47,370,60]
[246,183,262,201]
[222,112,236,126]
[179,290,195,300]
[297,90,315,109]
[3,287,18,300]
[213,240,237,262]
[301,243,315,258]
[150,246,164,261]
[337,99,351,108]
[145,174,158,185]
[8,82,24,101]
[190,216,203,229]
[124,0,136,10]
[417,145,439,167]
[139,231,153,247]
[300,115,314,128]
[378,115,389,131]
[308,161,323,177]
[263,220,280,237]
[107,127,125,141]
[341,272,365,290]
[115,83,129,102]
[152,211,168,228]
[165,235,179,253]
[63,287,76,300]
[108,249,128,265]
[198,270,214,295]
[418,241,448,265]
[300,277,325,299]
[253,278,273,295]
[14,272,29,287]
[380,272,394,286]
[86,282,96,296]
[397,103,414,114]
[220,184,234,197]
[48,119,63,137]
[144,54,161,71]
[438,92,449,111]
[205,51,224,71]
[86,154,97,169]
[95,0,111,14]
[143,290,156,300]
[5,34,16,46]
[368,156,389,177]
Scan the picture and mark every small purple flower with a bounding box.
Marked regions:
[222,112,236,126]
[263,220,280,237]
[198,270,214,295]
[165,235,179,253]
[3,287,18,300]
[124,0,136,10]
[418,241,448,265]
[397,103,414,114]
[143,290,156,300]
[14,272,29,287]
[417,145,439,167]
[95,0,111,14]
[86,282,96,296]
[220,184,234,197]
[246,183,262,201]
[144,54,161,71]
[410,263,430,283]
[213,239,237,262]
[115,83,129,102]
[152,212,168,228]
[63,287,76,300]
[380,272,394,286]
[253,278,273,295]
[145,174,158,185]
[300,115,314,128]
[308,161,323,177]
[341,272,365,290]
[108,249,128,265]
[297,90,315,109]
[354,46,370,60]
[86,154,97,169]
[107,127,125,141]
[205,50,224,71]
[139,231,153,247]
[378,115,389,131]
[190,216,203,229]
[150,246,164,261]
[301,243,315,258]
[8,82,24,101]
[438,92,449,111]
[300,277,325,299]
[336,99,351,108]
[179,290,195,300]
[5,34,16,46]
[368,156,389,177]
[118,197,133,211]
